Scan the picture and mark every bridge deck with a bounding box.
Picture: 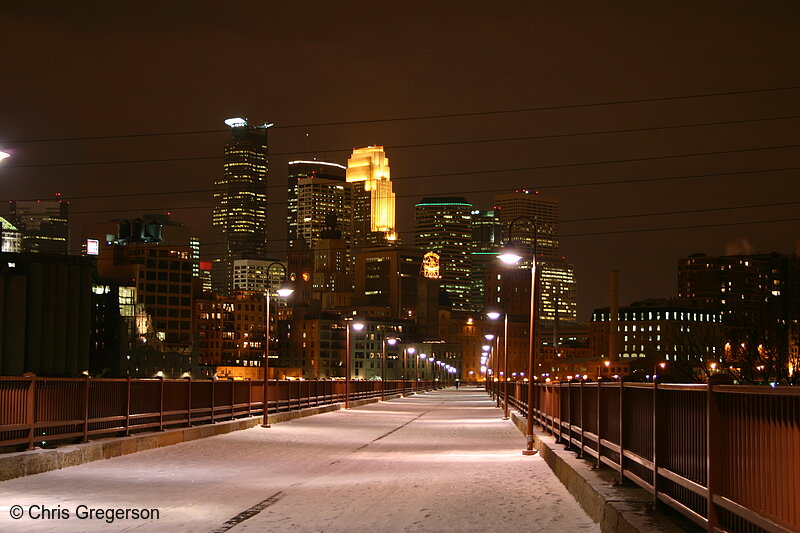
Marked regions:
[0,388,599,532]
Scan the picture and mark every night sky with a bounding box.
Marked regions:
[1,2,798,320]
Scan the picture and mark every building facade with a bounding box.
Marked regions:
[212,118,269,295]
[287,160,349,251]
[346,146,397,247]
[414,197,473,311]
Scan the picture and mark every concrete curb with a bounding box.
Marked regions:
[0,392,412,482]
[508,410,691,533]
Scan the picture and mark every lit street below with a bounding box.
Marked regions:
[0,388,599,532]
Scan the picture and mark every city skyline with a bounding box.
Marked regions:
[0,3,798,321]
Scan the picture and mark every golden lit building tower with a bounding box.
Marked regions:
[212,118,270,296]
[346,146,397,247]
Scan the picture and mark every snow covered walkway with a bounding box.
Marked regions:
[0,387,600,532]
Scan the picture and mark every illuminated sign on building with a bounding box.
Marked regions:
[86,239,99,256]
[423,252,440,279]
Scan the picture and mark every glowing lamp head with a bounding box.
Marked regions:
[486,311,501,320]
[659,362,666,369]
[497,251,524,265]
[407,347,416,355]
[224,117,248,128]
[276,282,294,298]
[419,353,427,360]
[484,334,495,341]
[482,345,491,352]
[0,151,10,161]
[351,321,365,332]
[386,338,398,346]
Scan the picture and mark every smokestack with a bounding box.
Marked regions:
[609,270,619,362]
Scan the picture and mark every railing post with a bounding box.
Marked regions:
[27,375,36,450]
[579,380,585,458]
[230,377,235,420]
[706,381,720,532]
[211,379,215,423]
[187,377,192,426]
[653,380,660,509]
[618,381,625,485]
[125,376,132,436]
[158,376,164,432]
[596,380,602,469]
[247,379,252,417]
[83,375,90,443]
[564,382,571,449]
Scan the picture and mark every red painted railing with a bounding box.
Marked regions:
[488,380,800,533]
[0,377,440,451]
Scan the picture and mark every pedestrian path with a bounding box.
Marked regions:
[0,387,599,532]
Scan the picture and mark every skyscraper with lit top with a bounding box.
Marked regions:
[346,146,397,248]
[212,118,270,296]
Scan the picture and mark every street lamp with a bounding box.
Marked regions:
[262,264,294,429]
[419,353,427,385]
[484,333,495,392]
[404,346,416,395]
[498,215,539,456]
[345,320,365,409]
[382,337,398,400]
[0,151,10,162]
[487,311,509,420]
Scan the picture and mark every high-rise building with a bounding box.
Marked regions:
[539,257,578,325]
[313,214,352,296]
[469,209,503,312]
[287,160,350,251]
[354,247,420,318]
[212,118,270,296]
[415,197,473,311]
[6,199,69,254]
[494,190,559,258]
[231,259,289,298]
[346,146,397,247]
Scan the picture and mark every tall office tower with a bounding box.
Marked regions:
[494,190,559,258]
[469,209,503,312]
[313,214,352,297]
[539,257,578,325]
[346,146,397,247]
[287,160,350,251]
[353,247,420,318]
[212,118,269,296]
[414,197,473,311]
[7,199,69,254]
[232,259,288,297]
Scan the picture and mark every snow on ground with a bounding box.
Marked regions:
[0,388,599,532]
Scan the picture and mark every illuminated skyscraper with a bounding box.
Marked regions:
[287,160,350,251]
[494,190,559,258]
[212,118,270,296]
[470,209,503,312]
[415,197,473,311]
[346,146,397,247]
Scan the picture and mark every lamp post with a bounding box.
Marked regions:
[404,346,415,396]
[487,311,509,419]
[484,333,496,395]
[382,337,397,400]
[345,320,365,409]
[262,264,294,428]
[498,215,540,455]
[419,353,427,386]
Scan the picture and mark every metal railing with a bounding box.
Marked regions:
[488,380,800,533]
[0,376,440,451]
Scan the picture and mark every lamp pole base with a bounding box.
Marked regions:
[261,423,271,428]
[522,449,538,456]
[502,416,510,420]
